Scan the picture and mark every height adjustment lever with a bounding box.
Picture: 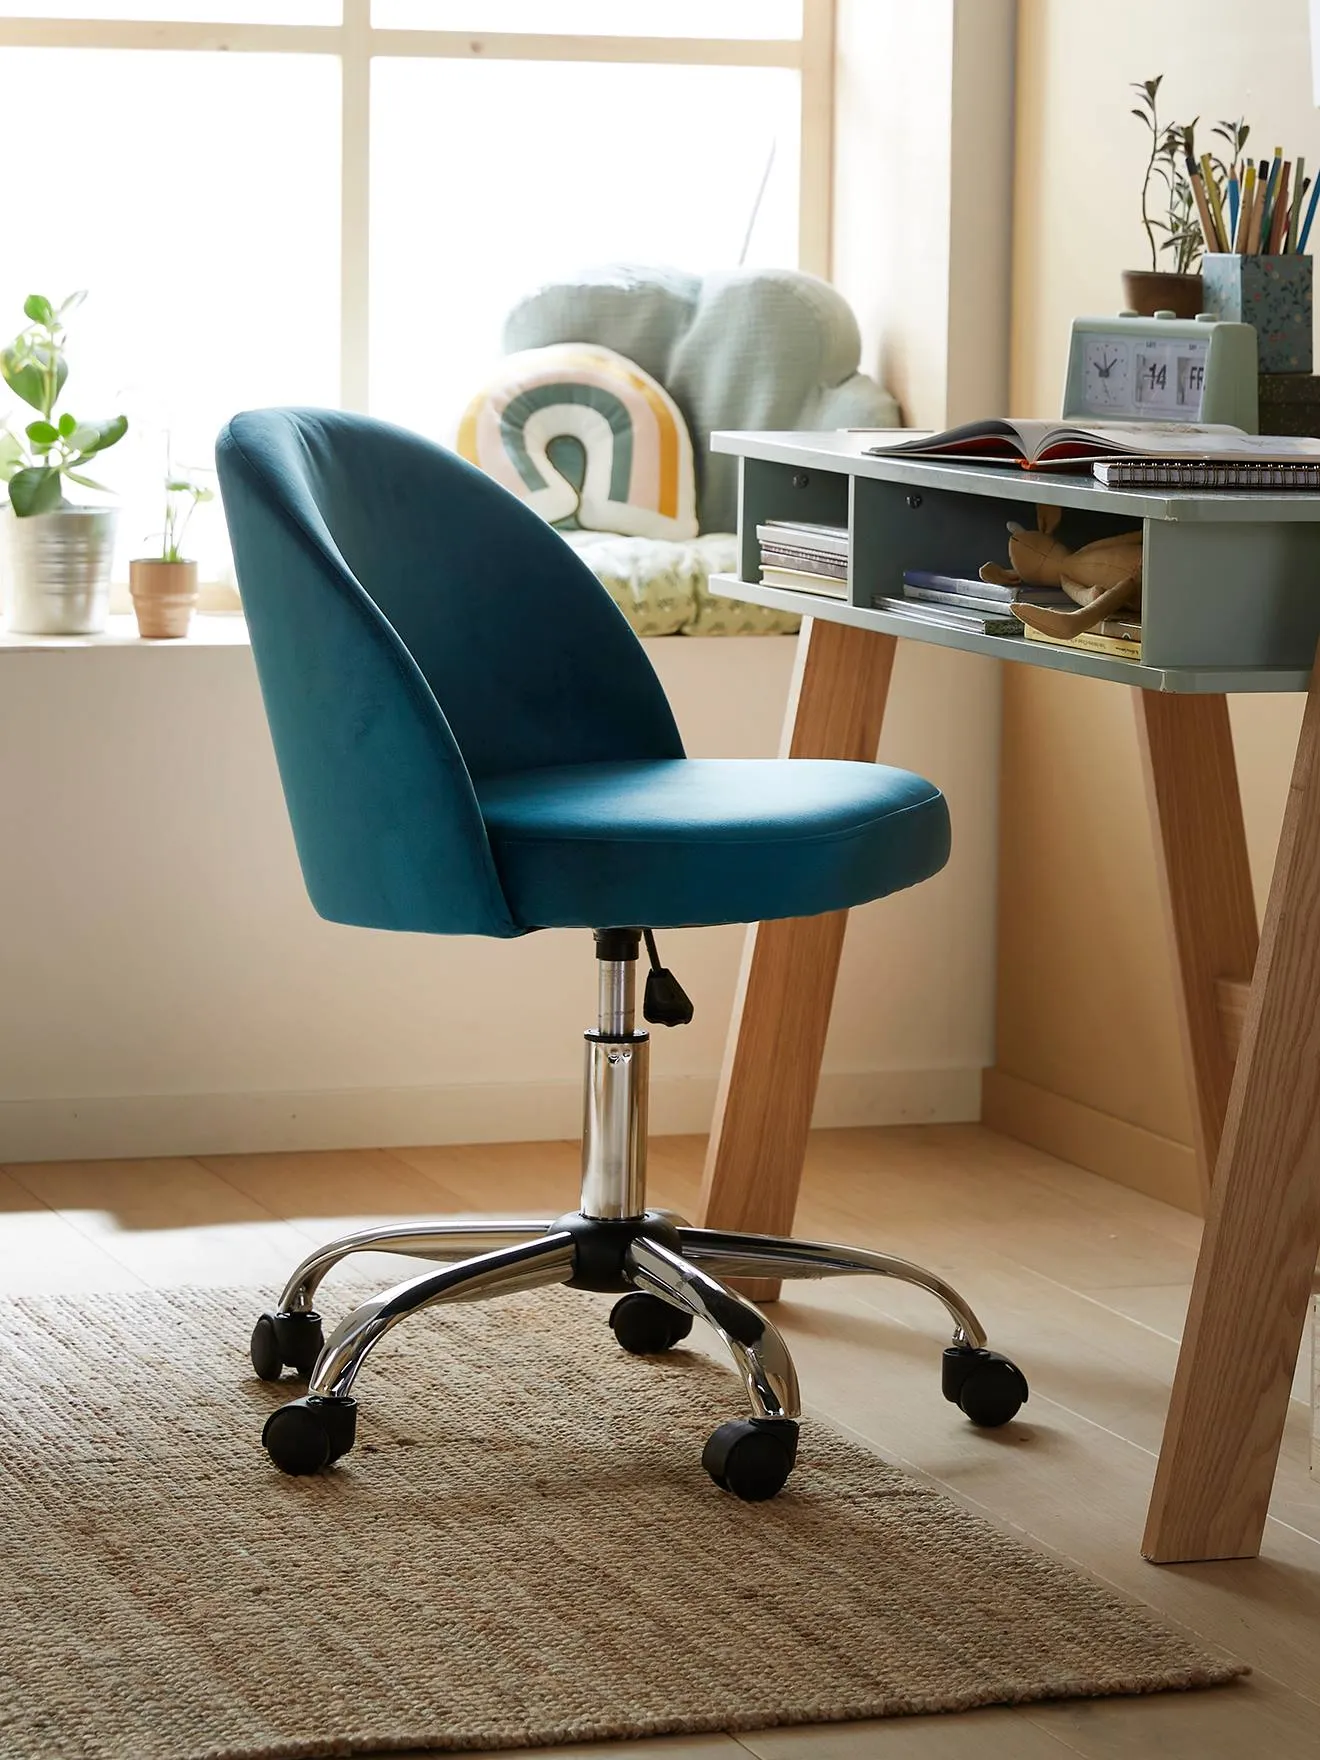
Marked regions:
[641,929,694,1027]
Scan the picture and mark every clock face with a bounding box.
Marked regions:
[1083,338,1132,407]
[1077,332,1208,420]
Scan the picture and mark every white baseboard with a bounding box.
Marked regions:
[0,1067,981,1163]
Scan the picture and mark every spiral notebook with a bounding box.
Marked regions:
[1094,459,1320,491]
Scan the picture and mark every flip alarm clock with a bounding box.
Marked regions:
[1061,310,1259,433]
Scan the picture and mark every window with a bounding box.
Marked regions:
[0,2,832,584]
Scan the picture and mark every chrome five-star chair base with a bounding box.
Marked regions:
[253,931,1027,1501]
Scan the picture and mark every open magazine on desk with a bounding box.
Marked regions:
[855,418,1320,473]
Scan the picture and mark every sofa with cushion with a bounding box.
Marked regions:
[470,264,902,636]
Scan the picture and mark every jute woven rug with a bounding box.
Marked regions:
[0,1281,1241,1760]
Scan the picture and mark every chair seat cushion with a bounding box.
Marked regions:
[476,759,950,930]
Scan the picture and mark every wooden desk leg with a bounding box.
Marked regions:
[1143,652,1320,1563]
[699,618,898,1301]
[1133,691,1259,1201]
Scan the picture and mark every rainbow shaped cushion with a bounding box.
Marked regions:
[456,343,698,541]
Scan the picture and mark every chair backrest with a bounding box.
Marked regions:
[216,407,684,937]
[503,265,901,532]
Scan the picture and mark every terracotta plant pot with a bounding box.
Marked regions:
[1120,270,1204,320]
[129,558,199,639]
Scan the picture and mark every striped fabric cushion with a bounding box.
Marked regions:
[456,343,698,541]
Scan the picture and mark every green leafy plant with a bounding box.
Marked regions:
[0,293,127,517]
[1132,81,1254,272]
[154,450,214,563]
[1131,78,1204,272]
[1157,120,1205,273]
[1211,116,1251,188]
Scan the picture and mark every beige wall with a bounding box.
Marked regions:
[991,0,1314,1210]
[0,635,999,1161]
[834,0,1016,428]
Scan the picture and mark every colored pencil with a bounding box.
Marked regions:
[1259,173,1275,249]
[1199,153,1230,251]
[1298,173,1320,253]
[1297,177,1314,253]
[1228,166,1240,241]
[1247,167,1268,252]
[1259,146,1283,250]
[1188,155,1221,253]
[1234,162,1256,252]
[1268,161,1292,255]
[1288,155,1306,251]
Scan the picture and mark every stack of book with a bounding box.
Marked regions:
[1023,616,1142,660]
[871,569,1078,638]
[757,520,849,600]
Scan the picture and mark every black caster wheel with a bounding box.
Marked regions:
[250,1310,324,1382]
[942,1346,1029,1428]
[262,1395,357,1475]
[610,1292,694,1354]
[702,1417,799,1501]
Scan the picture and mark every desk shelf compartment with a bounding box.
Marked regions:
[732,451,1320,691]
[849,472,1131,620]
[849,472,1320,675]
[1137,519,1320,671]
[737,457,850,597]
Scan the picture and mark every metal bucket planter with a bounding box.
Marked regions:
[0,505,117,635]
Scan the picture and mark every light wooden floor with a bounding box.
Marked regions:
[4,1123,1318,1760]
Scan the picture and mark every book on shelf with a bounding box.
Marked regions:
[871,595,1023,637]
[861,419,1320,474]
[757,518,851,599]
[1023,623,1142,660]
[1093,457,1320,490]
[756,519,848,557]
[901,569,1073,611]
[760,565,849,600]
[1085,613,1142,643]
[760,544,847,580]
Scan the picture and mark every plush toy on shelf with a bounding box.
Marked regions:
[980,504,1143,638]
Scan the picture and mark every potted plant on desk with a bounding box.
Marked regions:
[0,292,127,635]
[1125,77,1208,319]
[129,456,213,638]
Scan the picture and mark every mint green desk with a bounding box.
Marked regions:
[698,429,1320,1567]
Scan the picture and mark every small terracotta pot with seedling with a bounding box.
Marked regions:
[130,455,213,638]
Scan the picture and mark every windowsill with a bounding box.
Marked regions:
[0,612,251,653]
[0,613,788,655]
[0,612,249,654]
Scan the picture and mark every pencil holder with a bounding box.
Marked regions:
[1200,253,1313,372]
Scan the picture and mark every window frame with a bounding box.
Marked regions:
[0,1,835,411]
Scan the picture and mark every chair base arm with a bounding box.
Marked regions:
[252,1207,1019,1501]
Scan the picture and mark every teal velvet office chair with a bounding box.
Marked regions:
[216,408,1027,1502]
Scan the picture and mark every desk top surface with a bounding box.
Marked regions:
[712,429,1320,524]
